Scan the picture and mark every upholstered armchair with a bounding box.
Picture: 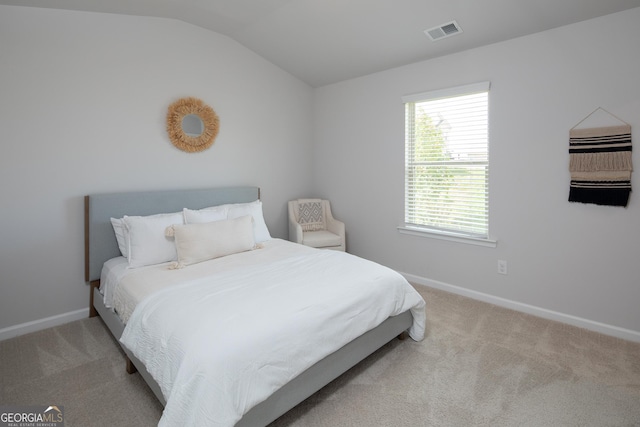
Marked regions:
[288,199,345,251]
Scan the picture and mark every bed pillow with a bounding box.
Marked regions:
[183,204,228,224]
[297,199,325,231]
[110,217,128,258]
[170,215,256,267]
[123,212,184,268]
[226,200,271,243]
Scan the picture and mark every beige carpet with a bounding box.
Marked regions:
[1,285,639,426]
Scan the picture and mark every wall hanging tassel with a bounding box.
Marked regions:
[569,108,632,207]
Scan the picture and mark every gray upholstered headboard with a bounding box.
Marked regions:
[84,186,260,282]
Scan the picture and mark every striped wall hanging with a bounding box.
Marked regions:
[569,109,632,207]
[569,108,633,207]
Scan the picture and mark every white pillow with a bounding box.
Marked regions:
[183,204,228,224]
[123,212,184,268]
[171,215,255,267]
[110,217,128,257]
[227,200,271,243]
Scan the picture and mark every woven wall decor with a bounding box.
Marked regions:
[569,108,632,207]
[166,97,219,153]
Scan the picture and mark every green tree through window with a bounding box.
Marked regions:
[403,83,489,239]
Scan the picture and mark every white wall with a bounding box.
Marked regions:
[0,6,313,332]
[2,5,639,342]
[313,8,640,338]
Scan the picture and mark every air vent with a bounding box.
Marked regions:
[424,20,463,41]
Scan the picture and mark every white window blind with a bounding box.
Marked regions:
[403,82,490,240]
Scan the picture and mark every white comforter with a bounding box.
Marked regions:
[120,241,425,427]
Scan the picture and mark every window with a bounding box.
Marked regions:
[401,82,492,245]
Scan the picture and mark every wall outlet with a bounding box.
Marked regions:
[497,260,508,275]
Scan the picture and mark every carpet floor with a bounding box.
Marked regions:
[1,285,639,426]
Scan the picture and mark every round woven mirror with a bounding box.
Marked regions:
[166,97,219,152]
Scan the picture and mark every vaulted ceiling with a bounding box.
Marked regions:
[3,0,639,87]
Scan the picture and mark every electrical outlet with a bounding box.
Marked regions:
[497,260,508,275]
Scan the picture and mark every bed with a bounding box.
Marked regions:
[84,186,426,426]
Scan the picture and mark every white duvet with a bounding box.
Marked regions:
[119,240,425,427]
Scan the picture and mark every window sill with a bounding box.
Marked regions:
[397,225,497,248]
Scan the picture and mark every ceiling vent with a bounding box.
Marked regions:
[424,20,463,41]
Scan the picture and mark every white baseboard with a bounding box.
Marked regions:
[3,277,638,344]
[0,308,90,341]
[402,272,640,343]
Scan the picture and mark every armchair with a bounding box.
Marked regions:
[288,199,345,251]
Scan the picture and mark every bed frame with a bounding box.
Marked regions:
[85,186,413,426]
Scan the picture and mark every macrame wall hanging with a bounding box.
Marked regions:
[569,108,632,207]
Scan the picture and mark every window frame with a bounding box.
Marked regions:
[398,82,496,247]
